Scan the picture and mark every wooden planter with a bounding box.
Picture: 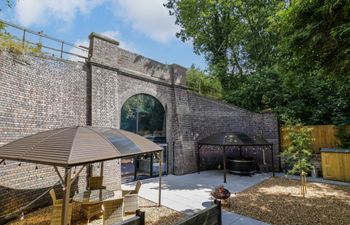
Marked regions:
[321,148,350,182]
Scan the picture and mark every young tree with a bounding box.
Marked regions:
[282,118,314,197]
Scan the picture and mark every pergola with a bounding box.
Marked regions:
[0,126,163,225]
[197,132,275,183]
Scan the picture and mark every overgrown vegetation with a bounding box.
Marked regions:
[0,29,42,54]
[166,0,350,125]
[336,126,350,148]
[186,66,222,99]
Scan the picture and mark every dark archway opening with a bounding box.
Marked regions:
[120,94,167,182]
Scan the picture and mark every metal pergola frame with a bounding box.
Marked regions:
[197,143,275,183]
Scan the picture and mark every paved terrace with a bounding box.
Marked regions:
[122,170,272,225]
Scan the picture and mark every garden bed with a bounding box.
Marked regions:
[224,177,350,225]
[7,197,184,225]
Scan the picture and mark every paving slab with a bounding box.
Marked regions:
[123,170,272,225]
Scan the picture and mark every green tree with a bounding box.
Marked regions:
[121,94,165,135]
[165,0,282,90]
[186,66,222,99]
[282,118,314,176]
[271,0,350,77]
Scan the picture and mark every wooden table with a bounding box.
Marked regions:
[73,189,119,205]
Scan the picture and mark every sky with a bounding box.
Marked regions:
[0,0,207,69]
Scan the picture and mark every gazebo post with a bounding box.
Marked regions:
[270,145,275,177]
[61,168,72,225]
[223,146,227,183]
[158,150,162,207]
[197,144,201,173]
[239,146,242,157]
[100,161,104,177]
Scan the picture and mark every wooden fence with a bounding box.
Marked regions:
[280,125,349,153]
[174,200,222,225]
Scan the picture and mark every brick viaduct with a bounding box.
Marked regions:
[0,33,279,221]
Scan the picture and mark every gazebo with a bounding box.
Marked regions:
[0,126,163,225]
[197,132,275,183]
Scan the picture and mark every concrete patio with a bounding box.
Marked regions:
[122,170,272,225]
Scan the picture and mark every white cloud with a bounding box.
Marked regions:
[15,0,105,26]
[112,0,179,43]
[69,30,137,61]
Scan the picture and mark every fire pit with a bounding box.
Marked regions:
[211,185,231,200]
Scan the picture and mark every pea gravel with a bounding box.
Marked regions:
[225,177,350,225]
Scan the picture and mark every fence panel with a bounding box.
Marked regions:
[280,125,348,153]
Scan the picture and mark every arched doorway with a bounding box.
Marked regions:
[120,94,167,181]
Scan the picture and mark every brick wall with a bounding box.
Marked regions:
[187,92,279,170]
[0,52,89,222]
[0,33,279,221]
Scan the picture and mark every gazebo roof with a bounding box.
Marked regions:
[0,126,162,167]
[198,132,271,146]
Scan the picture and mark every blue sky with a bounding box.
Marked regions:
[0,0,206,69]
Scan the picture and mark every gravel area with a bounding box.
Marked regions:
[7,197,184,225]
[225,177,350,225]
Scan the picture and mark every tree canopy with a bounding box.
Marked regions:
[167,0,350,125]
[120,94,165,136]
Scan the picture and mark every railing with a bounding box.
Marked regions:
[0,19,88,61]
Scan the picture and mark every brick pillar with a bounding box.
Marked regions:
[88,32,121,189]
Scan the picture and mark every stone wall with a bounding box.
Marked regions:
[0,52,88,222]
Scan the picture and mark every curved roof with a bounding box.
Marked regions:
[198,132,271,146]
[0,126,162,167]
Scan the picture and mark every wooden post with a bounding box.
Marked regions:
[158,150,163,206]
[223,146,226,183]
[61,168,71,225]
[134,156,137,181]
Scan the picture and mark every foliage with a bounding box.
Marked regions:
[120,94,165,135]
[281,118,314,175]
[186,66,222,99]
[271,0,350,77]
[223,68,282,112]
[166,0,350,125]
[336,126,350,148]
[0,31,42,54]
[165,0,282,90]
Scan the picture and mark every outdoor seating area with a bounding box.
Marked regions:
[0,127,164,225]
[1,2,349,223]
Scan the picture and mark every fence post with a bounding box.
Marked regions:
[22,30,26,48]
[60,41,64,58]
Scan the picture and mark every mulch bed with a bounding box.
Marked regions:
[7,197,184,225]
[224,177,350,225]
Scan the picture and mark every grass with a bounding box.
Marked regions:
[7,197,184,225]
[224,177,350,225]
